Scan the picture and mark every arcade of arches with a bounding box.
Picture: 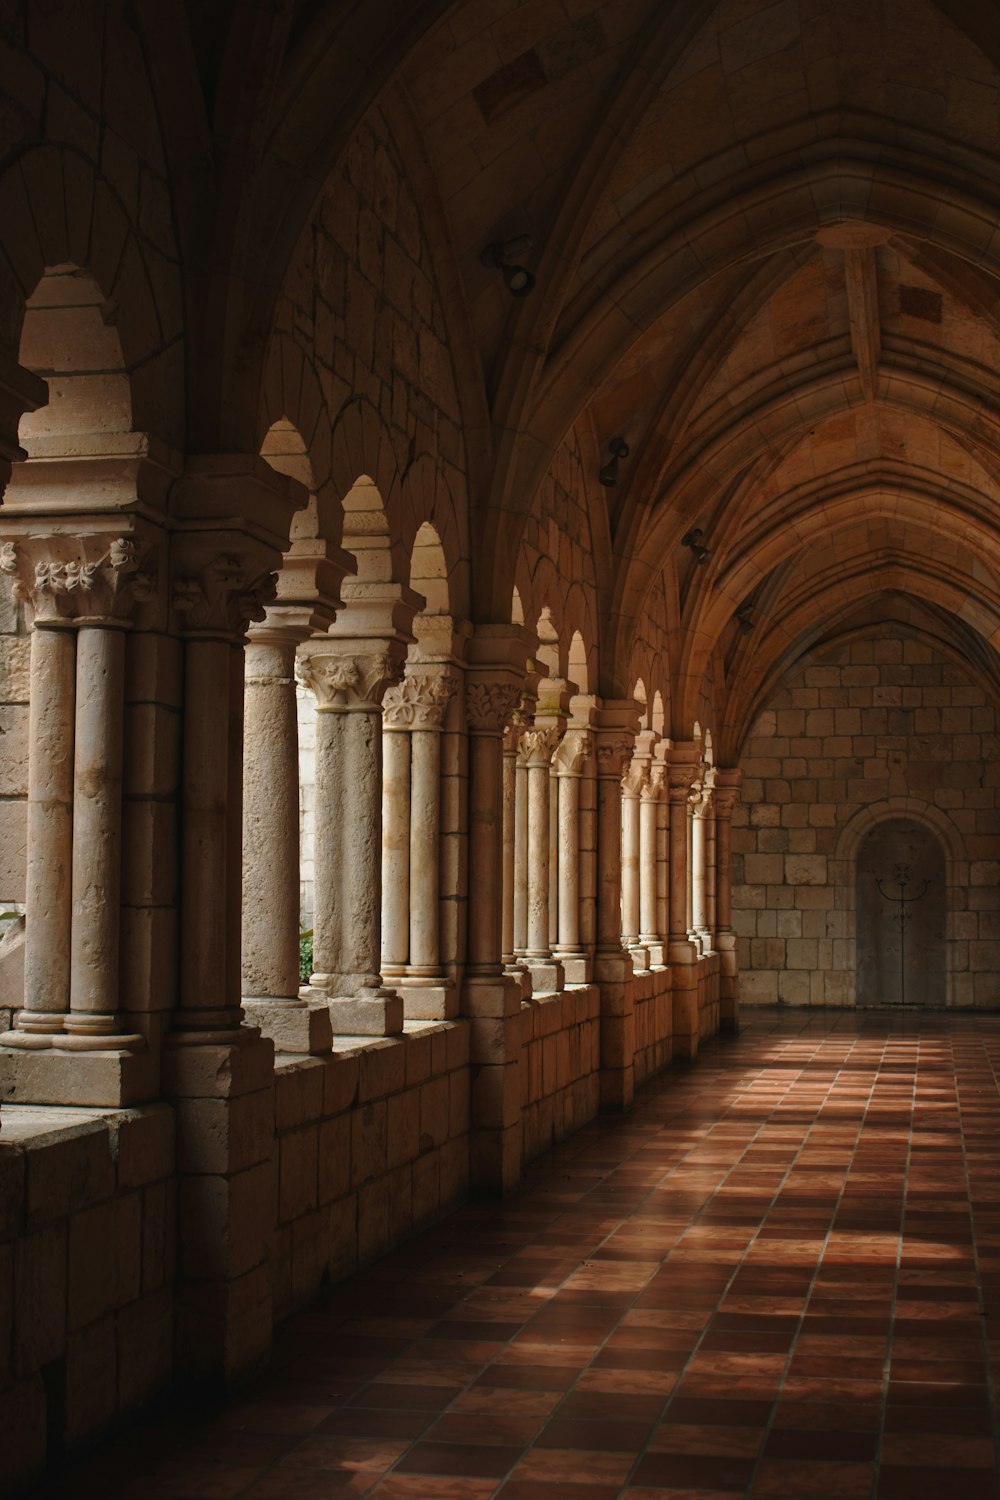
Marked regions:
[3,0,1000,1485]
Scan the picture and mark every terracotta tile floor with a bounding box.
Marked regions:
[38,1008,1000,1499]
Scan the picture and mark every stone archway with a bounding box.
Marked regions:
[856,818,946,1007]
[832,797,969,1009]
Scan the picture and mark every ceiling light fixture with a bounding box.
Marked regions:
[682,527,710,564]
[481,238,536,297]
[598,437,630,488]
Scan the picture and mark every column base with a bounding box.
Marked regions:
[398,980,459,1021]
[505,962,534,1000]
[241,997,333,1055]
[0,1039,156,1106]
[326,989,404,1037]
[594,948,633,984]
[628,944,650,972]
[555,953,593,984]
[640,941,666,967]
[525,959,565,994]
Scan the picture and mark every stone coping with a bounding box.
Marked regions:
[272,1016,459,1067]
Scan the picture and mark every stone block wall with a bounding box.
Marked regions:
[0,1106,176,1490]
[520,986,601,1164]
[633,968,674,1088]
[733,630,1000,1007]
[270,1024,471,1322]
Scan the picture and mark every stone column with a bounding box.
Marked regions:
[521,725,563,993]
[593,703,639,1111]
[501,718,521,970]
[463,624,533,1193]
[706,794,718,945]
[691,765,715,950]
[164,456,307,1389]
[552,729,592,982]
[621,756,650,970]
[13,616,75,1039]
[0,534,149,1099]
[299,638,410,1036]
[382,664,458,1018]
[380,717,411,979]
[241,620,332,1055]
[668,744,702,1060]
[65,620,128,1041]
[513,743,530,962]
[714,768,742,1032]
[642,761,666,965]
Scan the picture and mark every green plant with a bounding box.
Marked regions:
[299,929,313,982]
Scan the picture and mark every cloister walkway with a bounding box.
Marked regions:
[38,1009,1000,1500]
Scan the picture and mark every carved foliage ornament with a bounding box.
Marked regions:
[595,735,633,777]
[621,759,650,797]
[1,537,154,623]
[552,729,591,776]
[172,552,277,639]
[464,678,521,733]
[519,725,560,766]
[382,668,458,729]
[299,647,402,708]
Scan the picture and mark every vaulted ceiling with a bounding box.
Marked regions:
[175,0,1000,749]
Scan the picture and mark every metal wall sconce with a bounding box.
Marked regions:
[682,527,710,563]
[481,238,536,296]
[598,437,630,487]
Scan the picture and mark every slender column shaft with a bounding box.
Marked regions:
[692,811,708,935]
[706,808,717,941]
[408,727,442,974]
[66,624,126,1032]
[716,809,734,930]
[20,624,76,1031]
[525,757,552,957]
[668,790,691,948]
[548,769,559,949]
[467,731,503,973]
[179,638,236,1026]
[513,756,528,954]
[556,772,580,951]
[501,736,517,964]
[656,791,669,940]
[311,707,342,982]
[381,727,411,975]
[242,638,301,998]
[639,787,658,941]
[620,784,641,945]
[226,642,245,1011]
[325,706,383,992]
[597,775,625,950]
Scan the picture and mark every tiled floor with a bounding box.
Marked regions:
[39,1008,1000,1499]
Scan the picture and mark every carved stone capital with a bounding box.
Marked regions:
[552,728,591,776]
[713,768,742,820]
[594,735,634,778]
[621,759,650,797]
[694,764,718,818]
[644,761,666,799]
[171,549,277,640]
[668,763,699,804]
[1,534,155,625]
[299,638,405,709]
[519,725,559,767]
[382,666,458,729]
[464,677,522,733]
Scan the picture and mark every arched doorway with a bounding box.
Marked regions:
[856,818,945,1007]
